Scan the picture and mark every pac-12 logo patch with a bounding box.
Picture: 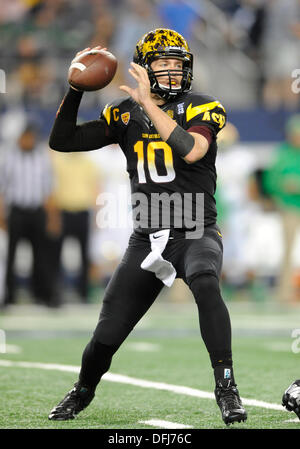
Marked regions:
[177,102,185,115]
[121,112,130,125]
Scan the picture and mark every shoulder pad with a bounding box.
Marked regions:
[180,92,227,133]
[185,92,226,123]
[100,96,135,125]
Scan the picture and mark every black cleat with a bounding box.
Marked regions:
[282,380,300,419]
[48,383,95,421]
[215,381,247,426]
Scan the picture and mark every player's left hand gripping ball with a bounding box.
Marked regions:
[68,47,117,91]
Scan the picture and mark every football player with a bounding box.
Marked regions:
[48,28,247,426]
[282,380,300,419]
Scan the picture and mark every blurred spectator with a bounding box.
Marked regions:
[263,114,300,302]
[50,151,102,303]
[87,146,133,290]
[216,122,257,288]
[86,4,120,105]
[3,30,59,108]
[241,169,283,300]
[9,56,57,108]
[229,0,265,57]
[156,0,199,41]
[0,0,28,24]
[88,6,116,49]
[0,123,60,307]
[111,0,160,83]
[223,0,265,104]
[261,0,300,110]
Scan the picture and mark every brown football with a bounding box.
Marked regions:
[68,49,118,91]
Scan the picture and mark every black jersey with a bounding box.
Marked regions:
[100,91,226,232]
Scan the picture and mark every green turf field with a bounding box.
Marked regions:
[1,296,300,430]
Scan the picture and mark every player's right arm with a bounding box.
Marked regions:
[49,47,116,152]
[49,87,116,152]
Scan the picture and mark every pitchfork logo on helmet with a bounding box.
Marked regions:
[133,28,194,100]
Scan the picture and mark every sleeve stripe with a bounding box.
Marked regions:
[187,125,213,145]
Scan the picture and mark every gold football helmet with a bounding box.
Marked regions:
[133,28,193,100]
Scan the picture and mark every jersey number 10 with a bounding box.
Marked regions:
[134,140,176,184]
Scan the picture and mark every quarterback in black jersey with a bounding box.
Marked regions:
[100,89,222,232]
[48,28,247,426]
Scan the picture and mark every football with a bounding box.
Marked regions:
[68,49,118,91]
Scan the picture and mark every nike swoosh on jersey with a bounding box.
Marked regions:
[186,101,225,122]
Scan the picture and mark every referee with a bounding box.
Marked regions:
[0,123,60,306]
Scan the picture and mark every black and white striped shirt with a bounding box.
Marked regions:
[0,144,54,208]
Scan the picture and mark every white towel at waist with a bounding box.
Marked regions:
[140,229,176,287]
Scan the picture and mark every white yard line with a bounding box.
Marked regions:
[139,419,193,429]
[0,359,286,412]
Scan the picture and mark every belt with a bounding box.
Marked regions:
[135,227,186,240]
